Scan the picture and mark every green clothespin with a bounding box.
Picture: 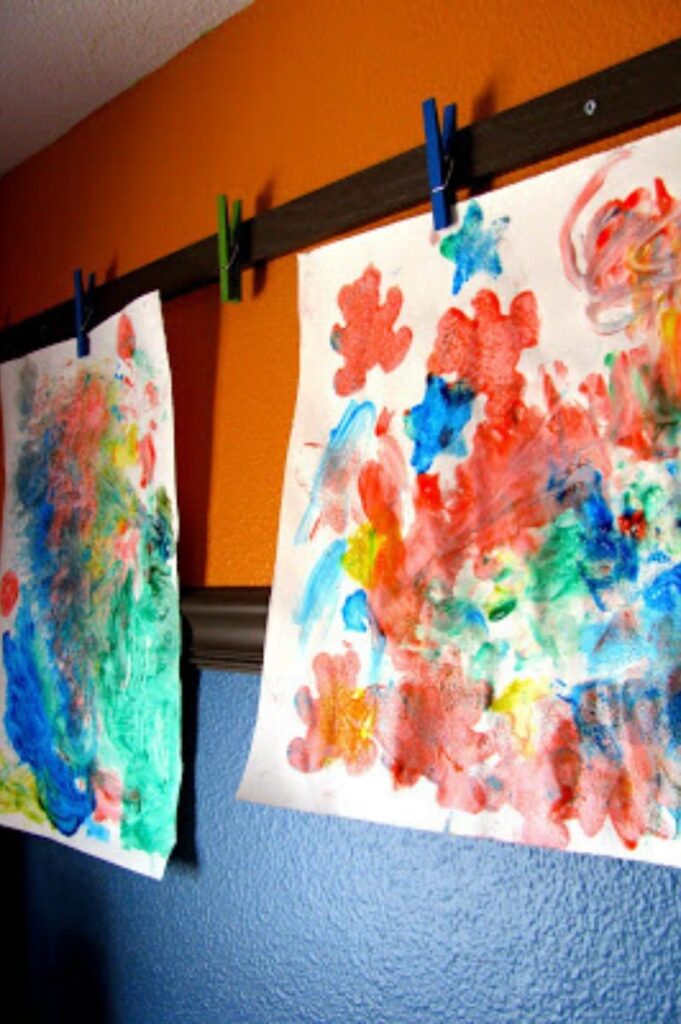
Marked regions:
[217,194,242,302]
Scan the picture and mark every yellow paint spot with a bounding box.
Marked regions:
[342,522,384,588]
[492,677,550,754]
[0,754,47,825]
[661,307,679,345]
[110,423,139,470]
[660,307,681,402]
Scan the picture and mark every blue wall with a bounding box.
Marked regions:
[4,670,681,1023]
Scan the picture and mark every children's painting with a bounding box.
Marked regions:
[239,125,681,868]
[0,292,181,878]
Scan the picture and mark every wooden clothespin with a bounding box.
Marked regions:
[422,98,457,230]
[73,269,96,357]
[217,195,242,302]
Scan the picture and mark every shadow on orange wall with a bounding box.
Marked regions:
[163,287,220,587]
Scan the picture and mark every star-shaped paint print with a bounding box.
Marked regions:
[440,200,510,296]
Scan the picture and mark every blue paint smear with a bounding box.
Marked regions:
[13,424,96,772]
[647,550,671,565]
[464,605,487,631]
[580,621,652,675]
[296,400,376,544]
[369,630,387,685]
[667,677,681,746]
[3,605,93,835]
[342,589,386,682]
[86,820,110,842]
[342,589,369,632]
[644,563,681,614]
[5,410,100,837]
[147,497,174,563]
[15,431,58,614]
[552,469,639,611]
[564,676,673,769]
[564,678,624,763]
[580,484,638,609]
[439,200,510,296]
[405,375,475,474]
[294,539,347,645]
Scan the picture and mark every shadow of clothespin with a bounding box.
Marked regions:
[216,195,243,302]
[422,98,457,230]
[73,268,96,357]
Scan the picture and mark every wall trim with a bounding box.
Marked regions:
[181,587,270,673]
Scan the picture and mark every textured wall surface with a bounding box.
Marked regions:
[4,670,681,1024]
[1,0,680,586]
[0,0,252,174]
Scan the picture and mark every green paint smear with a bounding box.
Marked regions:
[487,598,517,621]
[625,481,665,521]
[527,511,586,604]
[426,594,488,655]
[525,511,588,660]
[470,641,507,684]
[84,391,180,858]
[0,753,47,825]
[96,487,180,857]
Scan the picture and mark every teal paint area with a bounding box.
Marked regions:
[4,670,681,1024]
[440,200,510,295]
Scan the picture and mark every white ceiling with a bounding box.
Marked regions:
[0,0,253,177]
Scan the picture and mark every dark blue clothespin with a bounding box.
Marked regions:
[217,195,242,302]
[422,98,457,230]
[73,269,96,357]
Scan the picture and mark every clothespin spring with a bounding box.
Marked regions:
[431,152,455,196]
[222,240,240,274]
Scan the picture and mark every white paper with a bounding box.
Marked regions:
[240,125,681,867]
[0,292,181,878]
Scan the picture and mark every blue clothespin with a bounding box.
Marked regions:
[217,195,242,302]
[422,98,457,230]
[73,269,96,357]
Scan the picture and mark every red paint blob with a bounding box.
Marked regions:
[117,313,136,361]
[618,509,647,541]
[375,407,393,436]
[377,659,493,811]
[139,432,156,489]
[428,289,539,422]
[0,570,19,617]
[145,381,159,407]
[332,266,412,396]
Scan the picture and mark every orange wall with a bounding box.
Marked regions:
[1,0,680,585]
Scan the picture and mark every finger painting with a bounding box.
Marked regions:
[240,125,681,867]
[0,292,181,878]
